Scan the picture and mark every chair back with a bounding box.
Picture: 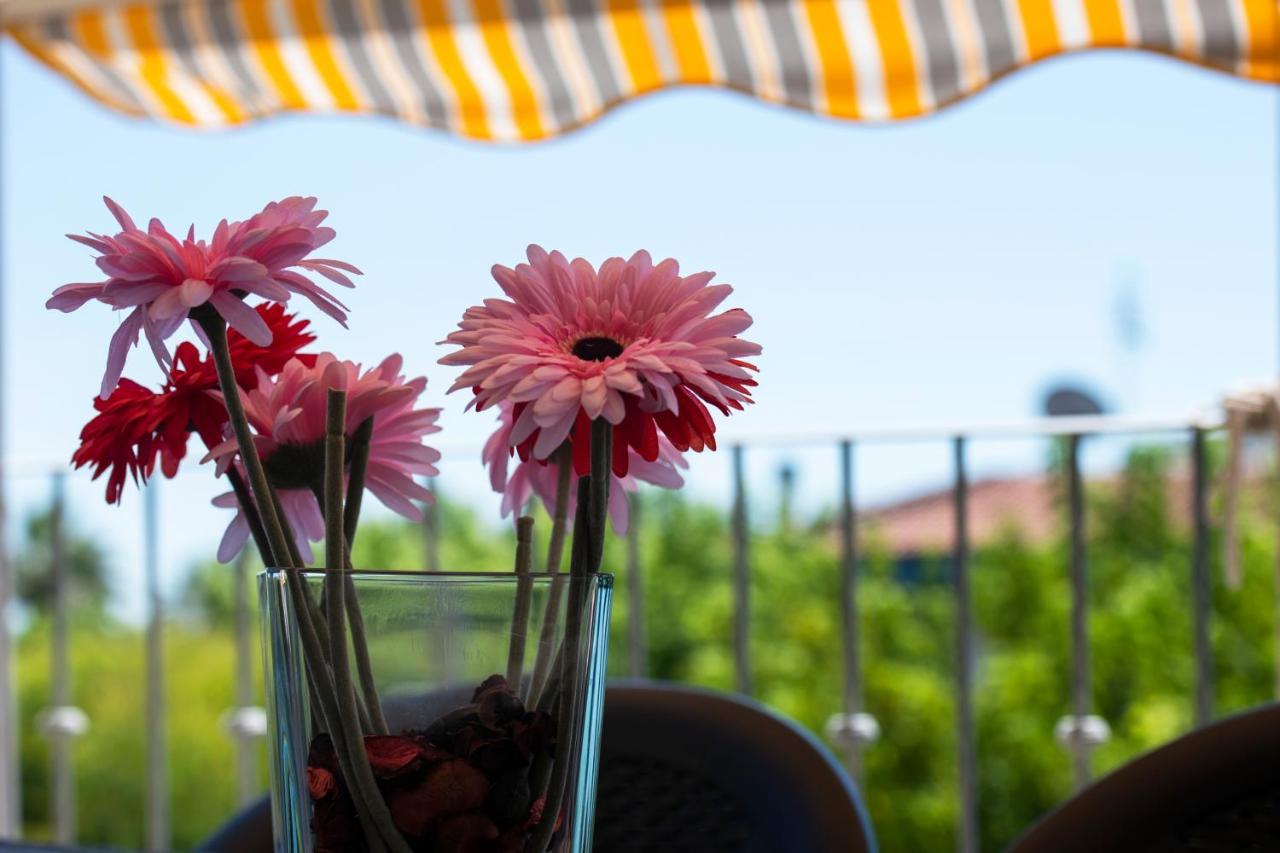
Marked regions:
[1009,702,1280,852]
[594,680,876,853]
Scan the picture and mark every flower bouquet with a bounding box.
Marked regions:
[49,198,759,852]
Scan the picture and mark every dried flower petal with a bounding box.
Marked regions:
[388,759,490,837]
[308,766,336,801]
[364,735,426,778]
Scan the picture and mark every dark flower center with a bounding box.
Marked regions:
[264,439,352,491]
[572,337,624,362]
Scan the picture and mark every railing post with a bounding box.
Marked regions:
[0,51,17,839]
[1069,434,1091,787]
[43,472,83,845]
[952,436,978,853]
[1191,428,1213,727]
[421,480,455,680]
[778,463,795,535]
[1054,434,1109,789]
[626,495,646,678]
[731,445,752,696]
[143,481,168,852]
[825,441,879,785]
[423,478,441,573]
[221,548,266,806]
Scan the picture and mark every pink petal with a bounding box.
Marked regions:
[46,283,106,312]
[100,307,144,399]
[211,292,273,346]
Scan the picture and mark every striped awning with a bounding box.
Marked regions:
[4,0,1277,141]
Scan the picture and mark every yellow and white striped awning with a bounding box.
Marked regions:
[3,0,1277,141]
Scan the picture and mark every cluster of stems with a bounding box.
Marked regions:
[195,309,409,853]
[522,420,612,853]
[197,304,611,853]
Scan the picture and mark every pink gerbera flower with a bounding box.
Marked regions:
[482,402,687,534]
[48,196,358,398]
[440,246,759,477]
[206,352,441,562]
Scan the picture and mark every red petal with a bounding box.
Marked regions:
[653,409,690,452]
[611,428,629,478]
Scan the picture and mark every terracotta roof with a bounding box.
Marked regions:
[855,469,1215,554]
[861,477,1059,554]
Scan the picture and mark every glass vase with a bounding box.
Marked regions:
[259,569,613,853]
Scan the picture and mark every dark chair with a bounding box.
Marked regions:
[198,680,877,853]
[594,680,875,853]
[1009,702,1280,853]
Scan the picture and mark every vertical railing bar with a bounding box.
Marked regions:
[731,445,752,696]
[421,480,453,680]
[1066,434,1092,790]
[49,472,74,844]
[143,481,168,852]
[0,47,17,839]
[952,436,978,853]
[423,478,441,573]
[232,548,255,806]
[1191,427,1213,727]
[626,495,646,678]
[838,440,864,782]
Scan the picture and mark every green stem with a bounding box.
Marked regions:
[528,449,573,702]
[323,390,410,853]
[584,420,611,573]
[305,481,375,732]
[544,446,572,572]
[226,467,271,567]
[506,517,536,688]
[339,417,388,734]
[194,308,292,571]
[344,418,375,546]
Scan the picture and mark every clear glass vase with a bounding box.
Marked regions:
[259,569,613,853]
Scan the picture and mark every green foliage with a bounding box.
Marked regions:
[13,507,109,615]
[17,619,265,849]
[14,445,1280,850]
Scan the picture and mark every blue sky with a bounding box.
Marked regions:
[1,40,1274,618]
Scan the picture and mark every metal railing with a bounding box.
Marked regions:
[0,410,1241,851]
[722,414,1222,853]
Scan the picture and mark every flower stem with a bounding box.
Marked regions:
[226,467,271,567]
[323,390,410,853]
[526,420,611,852]
[307,481,374,734]
[506,516,536,689]
[193,308,293,571]
[196,307,337,720]
[527,449,573,702]
[544,446,572,572]
[341,417,388,735]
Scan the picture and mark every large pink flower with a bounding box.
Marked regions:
[207,353,441,562]
[482,403,687,534]
[49,196,358,398]
[440,246,759,477]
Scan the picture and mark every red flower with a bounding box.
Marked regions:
[71,379,169,504]
[72,304,315,503]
